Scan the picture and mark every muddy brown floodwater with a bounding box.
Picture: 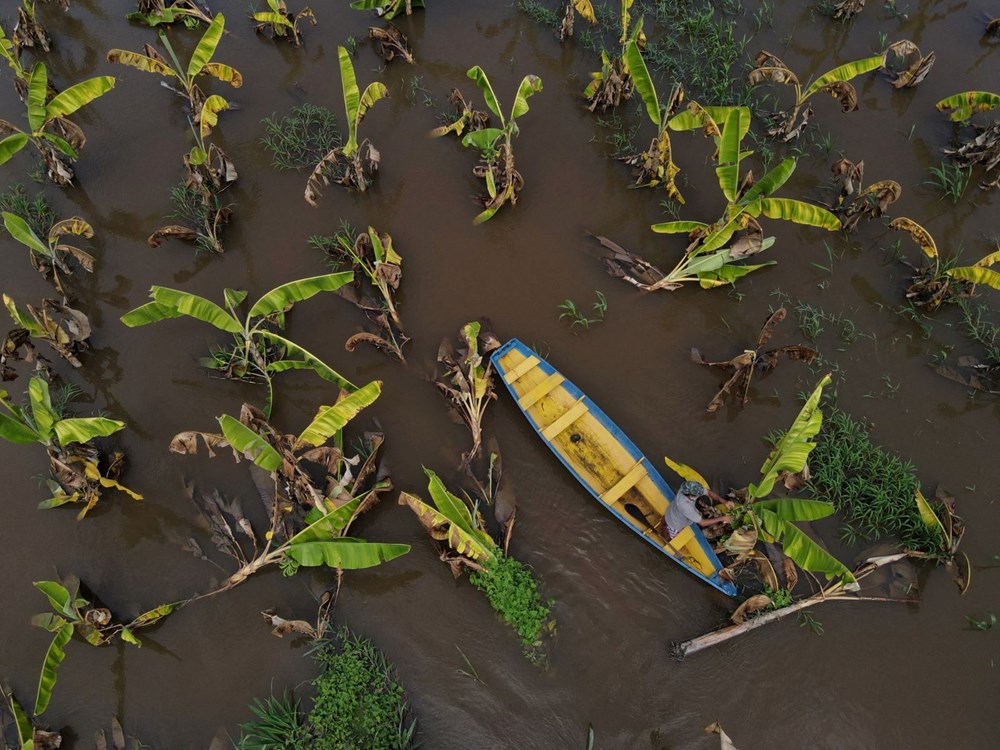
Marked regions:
[1,1,999,748]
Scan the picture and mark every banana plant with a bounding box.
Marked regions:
[252,0,316,46]
[107,13,242,119]
[430,88,489,139]
[399,468,548,648]
[305,46,388,203]
[3,294,91,369]
[558,0,596,43]
[2,211,94,297]
[936,92,1000,190]
[30,577,177,714]
[171,382,410,597]
[889,217,1000,310]
[618,39,683,201]
[0,24,32,99]
[0,376,141,518]
[458,66,543,224]
[310,223,408,361]
[120,274,356,416]
[434,321,499,468]
[748,49,885,140]
[603,107,840,292]
[11,0,59,53]
[0,62,116,185]
[128,0,214,28]
[665,374,856,586]
[350,0,424,19]
[582,0,643,111]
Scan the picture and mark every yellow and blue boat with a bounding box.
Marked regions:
[491,339,737,596]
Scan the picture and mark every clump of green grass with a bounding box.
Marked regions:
[641,0,749,105]
[959,299,1000,366]
[926,161,972,204]
[808,403,943,552]
[261,104,341,171]
[558,291,607,331]
[0,184,56,238]
[518,0,560,27]
[237,629,417,750]
[470,554,552,649]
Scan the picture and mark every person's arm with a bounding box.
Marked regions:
[696,515,732,528]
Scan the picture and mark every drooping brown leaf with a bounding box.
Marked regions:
[831,157,864,206]
[595,234,674,291]
[885,40,936,89]
[370,24,415,64]
[934,356,1000,394]
[988,18,1000,38]
[730,594,772,624]
[944,121,1000,191]
[831,0,865,19]
[261,610,318,639]
[819,80,859,112]
[585,56,633,113]
[782,556,799,591]
[430,88,489,138]
[147,225,200,248]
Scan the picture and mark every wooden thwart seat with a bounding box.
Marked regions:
[503,355,540,384]
[665,525,695,554]
[541,397,588,440]
[518,373,565,409]
[600,458,647,505]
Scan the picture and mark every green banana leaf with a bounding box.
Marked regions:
[53,417,125,445]
[197,62,243,87]
[34,622,73,715]
[697,260,776,288]
[948,266,1000,290]
[935,91,1000,121]
[510,74,543,121]
[759,509,854,583]
[668,105,751,140]
[45,76,116,120]
[144,287,242,332]
[466,66,504,124]
[299,498,362,539]
[119,301,185,327]
[739,158,797,204]
[27,64,48,133]
[801,55,884,101]
[398,491,496,562]
[423,468,494,547]
[198,94,229,138]
[2,212,52,257]
[28,377,58,441]
[4,684,32,748]
[759,198,841,230]
[106,49,178,78]
[0,412,40,444]
[0,133,29,165]
[296,380,381,447]
[248,272,353,318]
[217,415,282,471]
[187,13,225,79]
[651,220,709,234]
[260,332,357,391]
[40,131,78,159]
[461,127,504,153]
[753,497,836,521]
[750,373,831,499]
[623,40,659,126]
[34,580,79,619]
[285,538,410,569]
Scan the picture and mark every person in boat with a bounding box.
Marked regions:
[658,480,732,540]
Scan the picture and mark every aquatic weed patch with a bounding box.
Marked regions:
[470,553,552,648]
[261,104,342,171]
[238,630,417,750]
[808,403,942,552]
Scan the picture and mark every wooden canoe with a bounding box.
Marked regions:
[491,339,736,596]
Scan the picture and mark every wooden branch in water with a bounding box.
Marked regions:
[673,554,909,659]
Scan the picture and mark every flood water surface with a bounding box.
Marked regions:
[1,1,999,748]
